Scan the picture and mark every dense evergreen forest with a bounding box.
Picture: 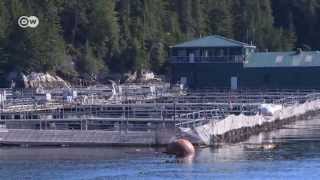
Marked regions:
[0,0,319,81]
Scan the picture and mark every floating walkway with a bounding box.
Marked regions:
[177,93,320,145]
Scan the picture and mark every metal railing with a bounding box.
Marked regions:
[174,92,320,129]
[170,55,245,63]
[273,93,320,107]
[2,88,320,133]
[175,109,227,128]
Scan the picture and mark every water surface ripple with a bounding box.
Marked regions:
[1,118,320,179]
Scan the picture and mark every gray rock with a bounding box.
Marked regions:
[22,72,70,89]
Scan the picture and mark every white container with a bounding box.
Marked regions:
[35,93,51,102]
[63,89,77,99]
[46,93,52,101]
[0,90,6,103]
[259,104,283,116]
[65,96,73,103]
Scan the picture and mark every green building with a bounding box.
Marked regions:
[170,35,320,89]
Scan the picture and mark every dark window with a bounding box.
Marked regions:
[209,49,215,56]
[177,49,186,56]
[294,72,300,85]
[263,74,271,84]
[219,49,224,56]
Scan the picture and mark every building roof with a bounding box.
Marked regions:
[172,35,255,48]
[245,51,320,68]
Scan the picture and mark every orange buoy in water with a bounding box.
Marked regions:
[166,139,195,158]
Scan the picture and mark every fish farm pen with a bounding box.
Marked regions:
[0,84,320,146]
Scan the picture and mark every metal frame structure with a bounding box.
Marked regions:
[1,87,319,134]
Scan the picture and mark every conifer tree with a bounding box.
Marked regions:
[88,0,119,63]
[28,0,66,72]
[173,0,194,39]
[206,0,233,38]
[2,0,320,82]
[78,41,104,80]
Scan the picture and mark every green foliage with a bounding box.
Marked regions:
[78,42,104,79]
[0,1,8,40]
[1,0,319,81]
[88,0,119,60]
[272,0,320,50]
[206,0,233,38]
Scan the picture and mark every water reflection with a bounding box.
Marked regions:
[175,155,195,165]
[196,117,320,163]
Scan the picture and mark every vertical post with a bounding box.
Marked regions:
[161,105,163,121]
[39,118,42,130]
[126,102,129,134]
[173,99,176,122]
[193,112,196,128]
[121,105,125,135]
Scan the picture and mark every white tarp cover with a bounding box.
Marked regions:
[259,104,283,116]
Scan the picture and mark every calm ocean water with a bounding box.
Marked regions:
[1,118,320,180]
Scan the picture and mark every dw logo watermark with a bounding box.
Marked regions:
[18,16,39,28]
